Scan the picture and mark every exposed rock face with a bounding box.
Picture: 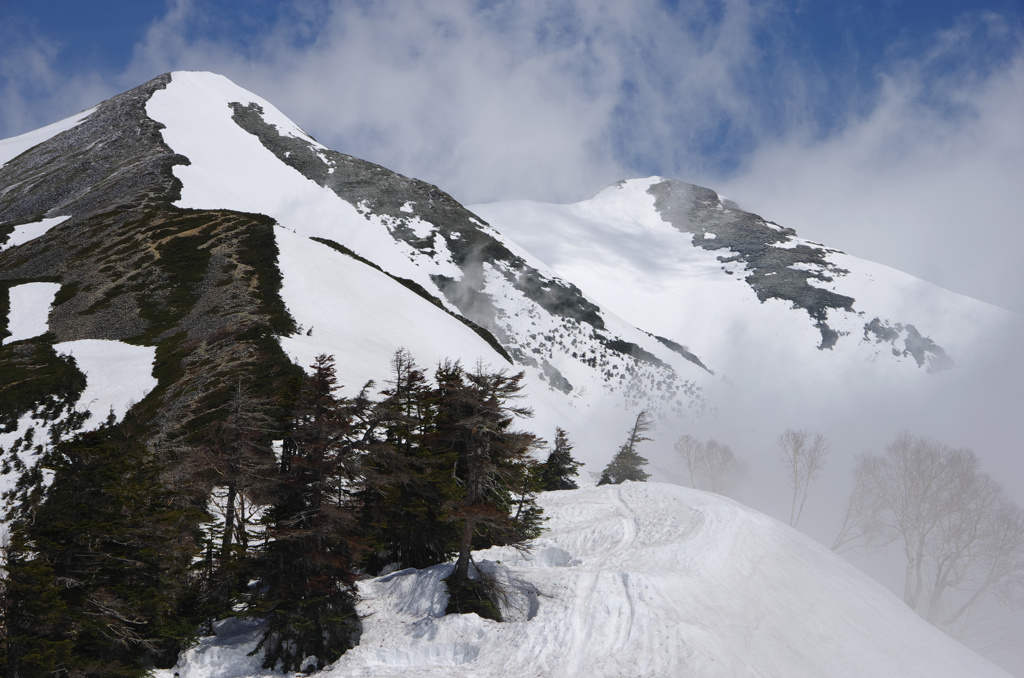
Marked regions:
[0,75,301,446]
[226,100,704,412]
[0,75,178,228]
[649,179,859,350]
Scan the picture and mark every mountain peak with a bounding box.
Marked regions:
[2,71,1019,678]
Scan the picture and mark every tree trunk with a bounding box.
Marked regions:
[220,480,237,559]
[454,516,477,581]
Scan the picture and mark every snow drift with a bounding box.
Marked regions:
[165,482,1010,678]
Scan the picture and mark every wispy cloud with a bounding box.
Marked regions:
[721,14,1024,311]
[120,0,800,203]
[0,18,110,138]
[1,0,1020,310]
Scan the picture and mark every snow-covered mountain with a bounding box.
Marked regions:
[1,71,1017,676]
[0,71,717,472]
[166,482,1010,678]
[2,71,1013,468]
[472,177,1012,390]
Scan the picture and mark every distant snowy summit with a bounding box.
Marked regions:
[0,70,1014,465]
[473,176,1013,389]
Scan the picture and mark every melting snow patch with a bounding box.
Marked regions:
[400,201,416,213]
[0,216,69,252]
[703,232,717,240]
[789,261,826,273]
[772,238,801,249]
[3,282,60,344]
[406,216,434,239]
[52,340,157,424]
[0,107,96,167]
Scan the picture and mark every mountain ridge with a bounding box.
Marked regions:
[1,69,1013,475]
[1,69,1019,677]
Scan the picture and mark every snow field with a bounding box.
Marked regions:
[165,482,1010,678]
[3,282,60,344]
[274,227,505,392]
[0,216,69,252]
[51,339,158,424]
[0,108,96,168]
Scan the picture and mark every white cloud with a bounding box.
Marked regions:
[120,0,790,203]
[720,19,1024,312]
[0,21,111,139]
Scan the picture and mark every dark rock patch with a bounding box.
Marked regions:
[648,179,855,350]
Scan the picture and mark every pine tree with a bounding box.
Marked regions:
[358,349,459,573]
[1,533,74,678]
[508,458,545,542]
[188,382,279,634]
[539,427,582,491]
[433,361,542,619]
[248,355,361,672]
[2,427,200,677]
[598,410,653,485]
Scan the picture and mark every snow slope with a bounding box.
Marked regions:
[165,482,1010,678]
[471,179,1013,386]
[0,108,95,168]
[275,227,504,385]
[144,72,712,461]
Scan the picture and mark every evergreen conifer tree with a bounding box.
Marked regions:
[188,382,279,634]
[358,349,459,573]
[248,355,361,672]
[508,459,546,542]
[1,534,74,678]
[598,410,653,485]
[539,427,582,491]
[1,427,200,677]
[433,362,541,619]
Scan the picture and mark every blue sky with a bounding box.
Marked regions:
[1,0,1022,311]
[4,6,1023,667]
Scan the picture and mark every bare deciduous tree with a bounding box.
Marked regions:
[830,459,879,554]
[778,429,829,528]
[674,435,745,496]
[832,431,1024,636]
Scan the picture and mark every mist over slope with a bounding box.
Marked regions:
[472,177,1022,507]
[1,70,1019,676]
[3,71,1012,474]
